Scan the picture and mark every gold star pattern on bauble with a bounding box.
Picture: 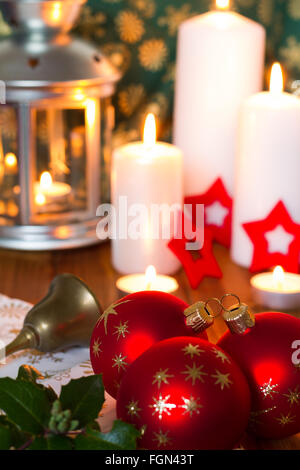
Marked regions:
[149,394,176,420]
[283,386,300,406]
[112,353,128,372]
[213,348,230,364]
[126,400,142,418]
[153,429,171,448]
[211,370,233,390]
[249,406,277,426]
[92,338,102,358]
[276,412,296,427]
[113,320,130,341]
[180,395,203,417]
[260,378,279,399]
[97,299,131,334]
[152,368,174,389]
[182,343,204,359]
[181,362,208,385]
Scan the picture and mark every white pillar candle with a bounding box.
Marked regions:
[174,0,265,204]
[111,114,183,275]
[232,63,300,267]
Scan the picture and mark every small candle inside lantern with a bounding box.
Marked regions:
[116,265,179,296]
[251,266,300,310]
[4,153,18,174]
[35,171,71,206]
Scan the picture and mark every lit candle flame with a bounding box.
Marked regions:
[51,2,62,21]
[35,192,46,206]
[216,0,230,10]
[74,88,85,101]
[273,265,285,288]
[145,265,157,290]
[40,171,53,190]
[143,113,156,149]
[270,62,284,94]
[4,153,17,169]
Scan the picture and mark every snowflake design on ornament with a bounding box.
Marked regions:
[126,400,142,418]
[213,348,231,364]
[149,394,176,420]
[97,299,131,334]
[92,338,102,358]
[152,368,174,389]
[276,412,296,427]
[180,396,203,417]
[181,363,208,385]
[113,320,130,341]
[211,370,233,390]
[283,386,300,407]
[112,353,128,372]
[182,343,204,359]
[260,378,279,400]
[153,429,171,448]
[249,406,277,426]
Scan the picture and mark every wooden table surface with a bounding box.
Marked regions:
[0,241,299,450]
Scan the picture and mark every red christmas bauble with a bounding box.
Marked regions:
[90,291,206,398]
[117,337,251,450]
[218,312,300,439]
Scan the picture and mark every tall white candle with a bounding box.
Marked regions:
[174,0,265,205]
[232,63,300,267]
[111,114,183,275]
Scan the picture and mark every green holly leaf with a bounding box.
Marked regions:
[0,416,29,449]
[0,424,11,450]
[74,420,140,450]
[28,435,74,450]
[0,378,51,434]
[17,365,44,383]
[17,365,58,403]
[59,375,104,427]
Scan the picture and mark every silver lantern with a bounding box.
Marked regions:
[0,0,120,250]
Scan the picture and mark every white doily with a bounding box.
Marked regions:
[0,294,116,432]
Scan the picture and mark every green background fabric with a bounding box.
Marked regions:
[1,0,299,144]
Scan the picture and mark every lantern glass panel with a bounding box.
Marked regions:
[0,105,19,225]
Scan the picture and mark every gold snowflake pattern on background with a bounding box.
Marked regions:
[149,394,176,420]
[182,343,204,359]
[276,412,296,426]
[112,353,128,372]
[130,0,156,19]
[257,0,274,26]
[158,5,195,36]
[180,395,203,417]
[213,348,231,364]
[181,363,208,385]
[118,84,146,117]
[76,6,107,39]
[152,368,174,388]
[126,399,142,418]
[280,37,300,72]
[288,0,300,20]
[259,378,279,399]
[113,320,130,340]
[211,370,233,390]
[92,338,102,358]
[153,429,171,447]
[283,386,300,406]
[139,39,168,72]
[97,299,131,334]
[115,10,145,44]
[101,43,132,73]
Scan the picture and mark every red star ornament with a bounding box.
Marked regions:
[184,178,232,248]
[168,215,222,289]
[243,201,300,273]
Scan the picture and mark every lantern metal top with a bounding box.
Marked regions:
[0,0,121,96]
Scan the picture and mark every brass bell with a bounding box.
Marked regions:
[2,274,102,358]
